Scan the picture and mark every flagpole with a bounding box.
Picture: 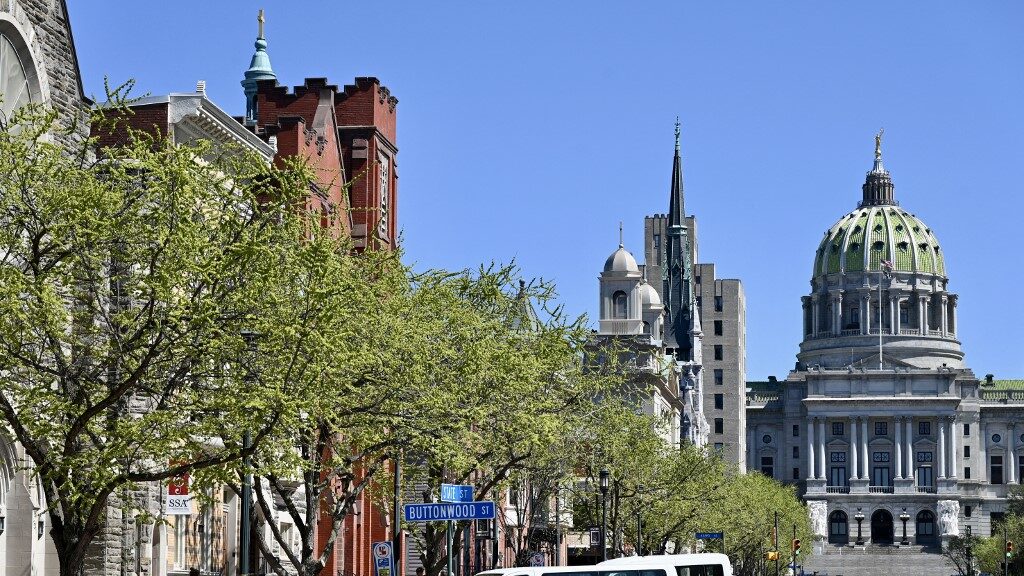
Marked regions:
[878,265,883,370]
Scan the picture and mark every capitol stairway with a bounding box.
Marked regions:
[802,543,950,576]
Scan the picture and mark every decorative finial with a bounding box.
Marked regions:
[874,127,884,160]
[257,9,265,39]
[674,116,681,152]
[618,221,624,248]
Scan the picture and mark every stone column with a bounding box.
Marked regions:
[941,295,949,336]
[952,296,959,337]
[918,296,927,335]
[862,294,870,335]
[895,416,904,479]
[850,416,859,481]
[833,293,843,334]
[807,417,816,480]
[905,418,914,481]
[1010,424,1018,485]
[861,418,869,480]
[812,295,820,337]
[949,416,958,480]
[938,419,947,479]
[889,294,897,335]
[818,418,826,480]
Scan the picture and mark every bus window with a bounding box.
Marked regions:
[676,567,724,576]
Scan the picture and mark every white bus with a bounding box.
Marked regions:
[473,554,731,576]
[598,553,732,576]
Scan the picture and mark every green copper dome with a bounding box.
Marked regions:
[812,205,945,278]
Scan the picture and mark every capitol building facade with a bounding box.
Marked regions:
[746,137,1024,546]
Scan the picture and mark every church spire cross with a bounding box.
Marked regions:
[674,116,681,152]
[619,221,624,248]
[257,8,265,39]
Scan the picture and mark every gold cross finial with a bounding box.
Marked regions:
[257,9,265,39]
[875,127,884,160]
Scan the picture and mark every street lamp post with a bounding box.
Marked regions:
[854,508,865,546]
[899,508,910,545]
[636,484,644,557]
[600,469,610,562]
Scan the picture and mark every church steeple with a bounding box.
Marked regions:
[663,118,693,358]
[241,9,277,126]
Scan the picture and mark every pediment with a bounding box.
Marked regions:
[847,352,917,370]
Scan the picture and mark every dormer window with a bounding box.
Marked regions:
[874,224,883,232]
[898,241,909,250]
[872,241,884,250]
[850,242,861,251]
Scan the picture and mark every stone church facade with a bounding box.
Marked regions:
[746,136,1024,548]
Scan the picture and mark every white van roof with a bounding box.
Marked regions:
[598,553,730,567]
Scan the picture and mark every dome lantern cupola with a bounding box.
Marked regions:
[861,128,895,207]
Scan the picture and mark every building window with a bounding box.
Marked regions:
[714,345,723,360]
[919,421,932,436]
[832,422,845,436]
[714,369,723,385]
[653,234,661,250]
[899,302,909,325]
[917,451,933,463]
[793,467,800,480]
[793,424,800,437]
[992,433,1002,444]
[965,505,972,518]
[695,273,700,285]
[991,455,1004,485]
[714,418,724,434]
[378,156,390,235]
[875,422,888,436]
[964,446,970,458]
[761,456,774,478]
[793,446,800,459]
[965,467,971,479]
[714,320,723,336]
[713,442,724,454]
[762,434,772,445]
[714,394,724,410]
[830,451,847,463]
[173,515,186,569]
[612,291,628,319]
[714,296,723,312]
[964,423,970,436]
[695,296,702,309]
[849,307,860,328]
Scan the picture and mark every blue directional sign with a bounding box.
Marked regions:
[695,532,724,539]
[440,483,474,503]
[404,501,496,522]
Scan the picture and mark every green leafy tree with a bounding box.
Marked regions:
[0,98,347,576]
[944,534,984,576]
[704,473,810,576]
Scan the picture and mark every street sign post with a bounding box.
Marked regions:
[695,532,723,539]
[440,484,475,503]
[372,541,394,576]
[404,501,496,522]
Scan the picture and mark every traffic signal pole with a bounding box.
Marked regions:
[774,511,779,576]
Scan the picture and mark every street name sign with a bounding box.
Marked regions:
[440,483,474,503]
[404,501,496,522]
[695,532,723,539]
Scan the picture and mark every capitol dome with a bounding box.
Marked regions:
[797,135,963,370]
[812,206,945,278]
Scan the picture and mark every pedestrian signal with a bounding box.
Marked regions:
[766,551,779,561]
[792,539,801,556]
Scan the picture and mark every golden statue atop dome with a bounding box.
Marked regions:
[875,128,884,160]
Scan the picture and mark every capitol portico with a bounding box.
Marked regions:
[746,134,1024,548]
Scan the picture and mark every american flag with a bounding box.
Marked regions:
[881,259,894,279]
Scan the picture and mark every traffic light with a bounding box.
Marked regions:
[1007,540,1014,558]
[792,539,801,556]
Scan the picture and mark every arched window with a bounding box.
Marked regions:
[612,291,628,319]
[829,510,849,544]
[642,321,651,335]
[916,510,936,544]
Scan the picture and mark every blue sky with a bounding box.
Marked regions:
[68,1,1024,381]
